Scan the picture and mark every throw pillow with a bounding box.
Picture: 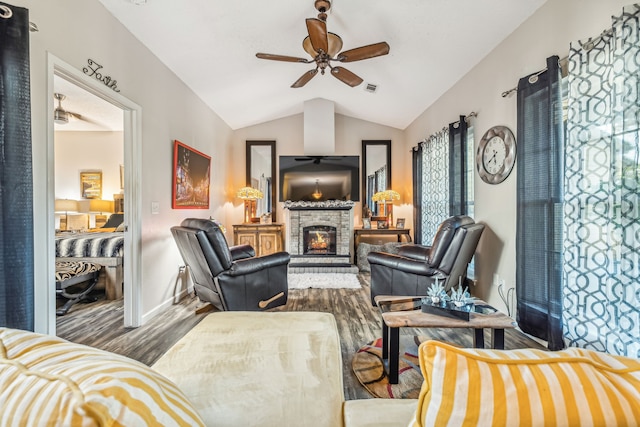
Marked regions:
[409,340,640,427]
[357,242,383,272]
[0,327,205,426]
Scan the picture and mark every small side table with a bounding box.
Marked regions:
[375,295,516,384]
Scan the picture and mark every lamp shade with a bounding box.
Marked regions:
[54,199,78,213]
[237,187,263,200]
[372,190,400,202]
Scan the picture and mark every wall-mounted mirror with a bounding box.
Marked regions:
[246,141,276,222]
[362,140,391,218]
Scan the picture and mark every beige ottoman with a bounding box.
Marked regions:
[153,311,344,427]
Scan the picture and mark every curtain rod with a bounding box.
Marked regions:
[411,112,477,151]
[0,5,39,31]
[501,27,613,98]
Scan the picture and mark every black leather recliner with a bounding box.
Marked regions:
[171,218,290,311]
[367,215,485,305]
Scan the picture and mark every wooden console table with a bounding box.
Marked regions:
[233,223,284,257]
[353,227,412,265]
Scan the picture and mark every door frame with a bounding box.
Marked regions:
[40,53,143,333]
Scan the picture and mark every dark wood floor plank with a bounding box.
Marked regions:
[57,273,544,401]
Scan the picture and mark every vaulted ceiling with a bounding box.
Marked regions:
[83,0,548,131]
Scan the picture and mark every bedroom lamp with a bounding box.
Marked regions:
[54,199,79,231]
[237,187,263,223]
[372,189,400,226]
[78,199,114,228]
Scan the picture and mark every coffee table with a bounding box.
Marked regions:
[374,295,516,384]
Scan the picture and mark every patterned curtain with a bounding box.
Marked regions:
[0,2,34,330]
[563,4,640,358]
[420,128,449,244]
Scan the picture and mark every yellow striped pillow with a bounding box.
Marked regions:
[409,340,640,427]
[0,327,205,426]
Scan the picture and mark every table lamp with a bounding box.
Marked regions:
[237,187,263,223]
[54,199,79,230]
[372,190,400,226]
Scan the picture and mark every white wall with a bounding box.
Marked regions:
[15,0,234,332]
[54,131,123,200]
[231,113,408,228]
[403,0,630,311]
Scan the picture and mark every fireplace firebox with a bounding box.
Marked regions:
[303,226,337,255]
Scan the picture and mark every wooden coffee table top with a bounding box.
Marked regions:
[375,295,516,329]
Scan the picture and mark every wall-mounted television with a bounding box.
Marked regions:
[279,155,360,202]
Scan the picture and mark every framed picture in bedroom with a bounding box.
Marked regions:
[362,218,371,229]
[172,140,211,209]
[377,220,388,229]
[396,218,405,229]
[80,171,102,199]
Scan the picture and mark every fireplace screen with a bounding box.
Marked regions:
[303,226,337,255]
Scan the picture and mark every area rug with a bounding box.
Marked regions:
[288,273,361,289]
[352,336,424,399]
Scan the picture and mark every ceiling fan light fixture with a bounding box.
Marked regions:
[54,109,69,125]
[53,93,69,125]
[311,179,323,200]
[302,32,342,57]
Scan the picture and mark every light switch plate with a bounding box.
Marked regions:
[151,201,159,214]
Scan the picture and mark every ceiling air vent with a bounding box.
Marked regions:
[364,83,378,93]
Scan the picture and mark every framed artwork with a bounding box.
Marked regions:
[172,140,211,209]
[119,164,124,190]
[377,220,388,229]
[80,171,102,199]
[396,218,405,229]
[362,218,371,229]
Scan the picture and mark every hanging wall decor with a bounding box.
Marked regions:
[172,140,211,209]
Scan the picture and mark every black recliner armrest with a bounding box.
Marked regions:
[367,252,440,276]
[229,244,256,261]
[227,252,291,276]
[397,245,431,261]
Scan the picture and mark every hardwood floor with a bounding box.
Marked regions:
[57,273,545,400]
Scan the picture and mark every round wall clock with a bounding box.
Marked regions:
[476,125,516,184]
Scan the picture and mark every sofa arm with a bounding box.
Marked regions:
[228,251,290,276]
[343,399,418,427]
[397,244,431,261]
[367,252,439,276]
[229,244,255,260]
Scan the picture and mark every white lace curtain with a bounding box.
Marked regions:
[419,128,449,244]
[563,4,640,358]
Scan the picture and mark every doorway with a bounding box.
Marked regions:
[45,54,142,333]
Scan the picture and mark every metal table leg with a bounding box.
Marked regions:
[388,327,400,384]
[473,328,485,348]
[492,328,505,349]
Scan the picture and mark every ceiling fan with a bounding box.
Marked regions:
[53,93,82,125]
[256,0,390,88]
[294,155,342,164]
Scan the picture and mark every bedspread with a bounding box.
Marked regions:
[55,232,124,258]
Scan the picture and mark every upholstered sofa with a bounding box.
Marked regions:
[2,312,639,426]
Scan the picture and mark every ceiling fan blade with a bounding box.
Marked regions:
[306,18,328,54]
[256,53,310,63]
[330,67,363,87]
[336,42,390,62]
[291,69,318,88]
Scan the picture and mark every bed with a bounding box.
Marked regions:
[55,231,124,300]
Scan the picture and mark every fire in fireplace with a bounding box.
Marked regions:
[303,226,337,255]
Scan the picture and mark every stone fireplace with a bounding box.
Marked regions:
[284,200,358,273]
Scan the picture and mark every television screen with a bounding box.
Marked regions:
[279,155,360,202]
